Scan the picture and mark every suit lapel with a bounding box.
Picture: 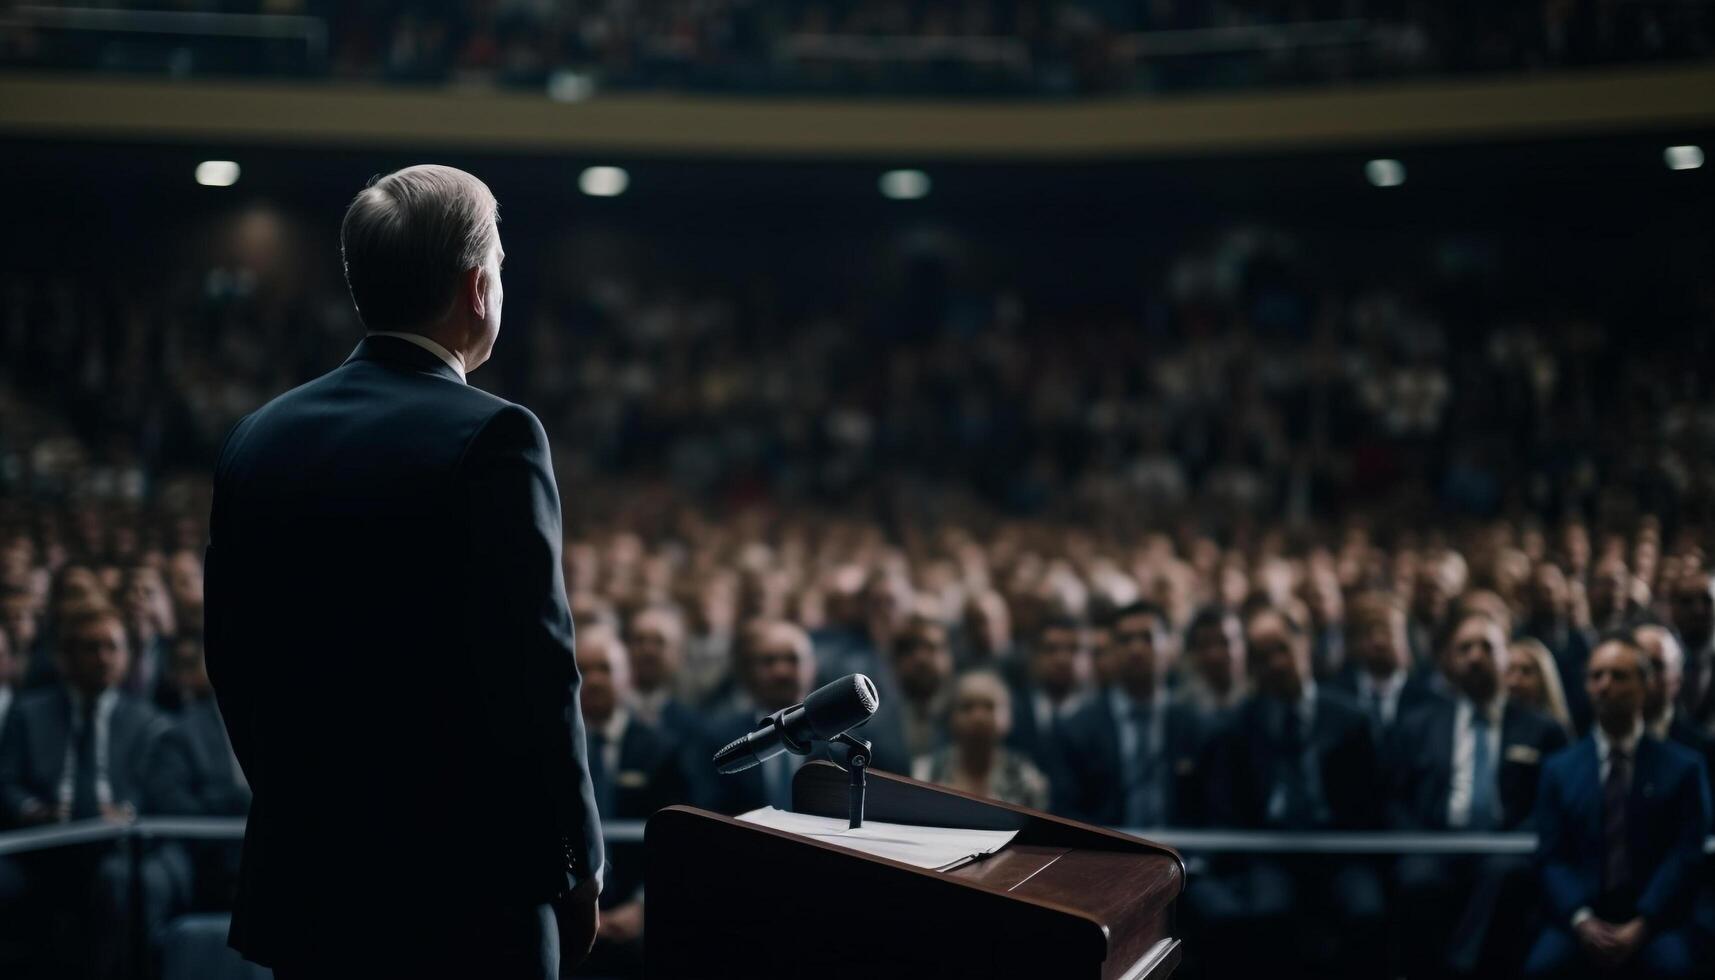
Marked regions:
[38,689,72,789]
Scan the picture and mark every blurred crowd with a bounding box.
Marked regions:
[1,491,1713,974]
[2,0,1712,94]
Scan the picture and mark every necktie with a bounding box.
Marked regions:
[71,700,99,821]
[1125,704,1161,828]
[1468,714,1497,830]
[587,731,613,818]
[1365,687,1386,732]
[1274,707,1313,827]
[1603,748,1632,901]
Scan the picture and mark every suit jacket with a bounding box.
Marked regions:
[1536,736,1711,928]
[0,687,196,823]
[1206,689,1381,830]
[1327,666,1438,737]
[176,697,252,817]
[1053,692,1212,827]
[1005,682,1077,788]
[1665,714,1715,801]
[205,335,602,965]
[1387,696,1569,831]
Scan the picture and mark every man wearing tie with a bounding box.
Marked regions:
[204,165,603,978]
[1526,633,1711,977]
[695,620,821,814]
[1389,609,1569,974]
[1331,591,1435,742]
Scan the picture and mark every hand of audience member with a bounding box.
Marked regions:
[1575,918,1622,965]
[100,801,136,824]
[597,899,643,944]
[1609,918,1648,961]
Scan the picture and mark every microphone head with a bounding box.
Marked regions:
[803,673,880,740]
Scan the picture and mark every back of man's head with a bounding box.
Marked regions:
[341,164,498,332]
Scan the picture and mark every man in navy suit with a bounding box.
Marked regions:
[1331,590,1436,743]
[205,166,603,979]
[1527,633,1711,977]
[1055,601,1212,828]
[1636,624,1715,797]
[1389,609,1570,975]
[575,624,688,977]
[1006,616,1090,780]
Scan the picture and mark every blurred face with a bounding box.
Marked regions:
[893,622,952,703]
[748,627,815,712]
[166,552,203,605]
[1672,572,1715,649]
[1189,615,1244,694]
[1,594,37,652]
[576,638,627,725]
[1586,641,1646,733]
[1112,611,1173,698]
[61,618,129,696]
[1527,565,1568,621]
[626,611,679,693]
[1447,615,1508,705]
[1348,604,1407,678]
[950,677,1008,748]
[0,627,14,687]
[1503,647,1546,709]
[1588,560,1629,625]
[1636,627,1681,719]
[1246,610,1309,700]
[123,569,169,632]
[169,638,211,699]
[1030,625,1083,698]
[967,593,1011,656]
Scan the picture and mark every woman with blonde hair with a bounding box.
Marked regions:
[1505,637,1573,735]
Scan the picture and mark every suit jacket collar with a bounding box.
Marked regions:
[344,334,465,385]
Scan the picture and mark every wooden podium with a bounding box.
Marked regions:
[646,761,1184,979]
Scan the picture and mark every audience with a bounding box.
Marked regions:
[1527,633,1711,978]
[911,670,1048,811]
[1508,637,1576,737]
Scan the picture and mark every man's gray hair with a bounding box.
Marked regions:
[340,164,498,331]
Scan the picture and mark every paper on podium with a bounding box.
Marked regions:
[735,806,1018,871]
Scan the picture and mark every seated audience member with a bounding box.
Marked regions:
[1508,637,1576,737]
[624,605,703,747]
[1521,561,1594,735]
[1299,561,1346,681]
[1390,609,1570,975]
[1636,625,1715,794]
[0,626,14,746]
[120,565,177,708]
[0,587,43,689]
[1007,616,1091,775]
[696,620,903,813]
[166,633,250,908]
[1527,633,1711,978]
[1056,602,1210,827]
[1333,591,1436,740]
[958,589,1016,674]
[1195,604,1384,974]
[1671,568,1715,734]
[576,624,689,977]
[891,616,954,762]
[912,671,1048,810]
[0,605,196,978]
[1178,605,1246,718]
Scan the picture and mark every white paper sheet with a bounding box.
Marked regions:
[735,806,1018,871]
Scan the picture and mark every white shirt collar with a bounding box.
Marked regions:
[369,331,466,383]
[1459,692,1505,727]
[597,706,630,745]
[1649,704,1675,740]
[1595,718,1645,763]
[1359,669,1407,699]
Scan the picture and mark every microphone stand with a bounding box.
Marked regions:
[833,733,871,829]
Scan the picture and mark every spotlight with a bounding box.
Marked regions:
[196,161,241,187]
[1664,145,1705,171]
[579,166,630,197]
[879,169,931,200]
[1365,159,1405,188]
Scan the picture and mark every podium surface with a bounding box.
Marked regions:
[647,761,1183,979]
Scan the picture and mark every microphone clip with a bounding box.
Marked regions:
[833,732,871,830]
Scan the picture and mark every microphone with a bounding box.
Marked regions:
[713,674,879,775]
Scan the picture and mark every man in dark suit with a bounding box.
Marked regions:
[1526,633,1711,977]
[1331,590,1437,744]
[1521,562,1595,736]
[1672,569,1715,734]
[204,165,603,979]
[1199,604,1385,975]
[624,605,704,750]
[165,632,252,911]
[575,624,688,977]
[0,605,197,978]
[1006,616,1089,780]
[1055,601,1211,828]
[693,620,821,814]
[1390,609,1570,976]
[1636,624,1715,796]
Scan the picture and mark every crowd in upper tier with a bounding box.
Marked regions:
[2,0,1711,94]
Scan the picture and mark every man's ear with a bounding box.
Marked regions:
[466,265,489,321]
